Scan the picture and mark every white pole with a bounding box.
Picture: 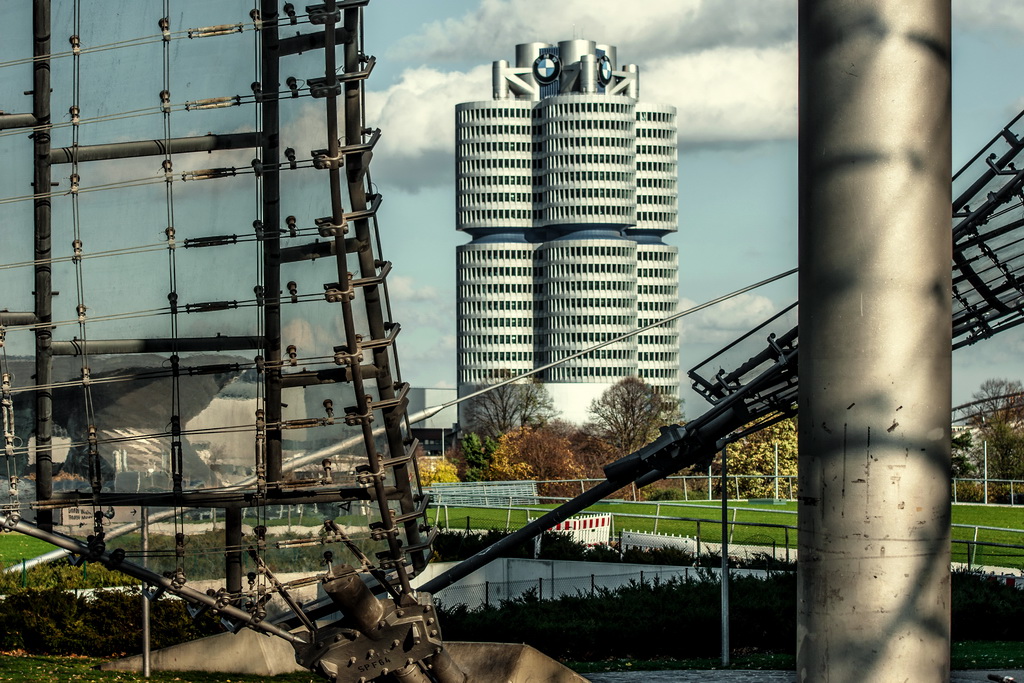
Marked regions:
[774,442,780,501]
[142,507,151,678]
[984,441,989,505]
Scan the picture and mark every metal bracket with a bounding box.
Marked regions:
[306,77,342,99]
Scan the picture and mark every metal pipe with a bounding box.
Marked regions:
[49,132,260,164]
[260,0,283,483]
[225,506,242,596]
[0,312,38,325]
[720,445,730,667]
[51,336,263,355]
[0,113,37,130]
[33,0,53,532]
[141,507,151,678]
[797,2,952,681]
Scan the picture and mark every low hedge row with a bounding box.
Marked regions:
[439,570,1024,661]
[0,587,224,656]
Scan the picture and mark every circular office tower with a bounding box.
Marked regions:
[455,40,680,423]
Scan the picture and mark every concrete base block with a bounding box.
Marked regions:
[446,642,589,682]
[103,634,587,681]
[100,627,306,676]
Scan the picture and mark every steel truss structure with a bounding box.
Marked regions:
[0,1,466,681]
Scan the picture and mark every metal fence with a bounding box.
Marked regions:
[523,475,1024,505]
[426,481,539,506]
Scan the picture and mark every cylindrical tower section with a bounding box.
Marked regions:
[535,235,637,385]
[535,94,636,229]
[635,242,679,399]
[456,240,536,391]
[455,101,535,234]
[516,42,550,68]
[634,103,678,233]
[797,2,952,681]
[493,60,509,99]
[580,54,597,94]
[596,44,617,69]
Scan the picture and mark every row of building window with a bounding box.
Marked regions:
[460,173,531,188]
[461,299,534,312]
[461,124,532,137]
[537,314,636,327]
[459,248,532,262]
[546,365,629,380]
[462,334,534,346]
[458,192,533,207]
[637,110,673,123]
[636,334,678,345]
[639,368,679,379]
[458,107,529,123]
[637,211,677,223]
[460,141,533,155]
[637,126,676,138]
[461,282,533,294]
[637,177,676,189]
[464,351,535,364]
[637,194,676,206]
[553,278,632,292]
[636,144,675,157]
[543,262,634,276]
[638,351,679,362]
[544,136,633,150]
[637,251,677,262]
[462,317,532,329]
[541,170,632,186]
[638,284,678,295]
[637,268,677,279]
[537,101,631,117]
[637,161,675,173]
[461,158,533,172]
[638,300,676,311]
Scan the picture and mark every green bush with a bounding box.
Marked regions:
[0,587,224,656]
[440,572,798,660]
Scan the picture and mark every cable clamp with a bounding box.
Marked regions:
[306,4,341,25]
[315,215,347,236]
[311,149,343,170]
[306,77,341,99]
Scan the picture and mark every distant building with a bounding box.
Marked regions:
[455,39,680,422]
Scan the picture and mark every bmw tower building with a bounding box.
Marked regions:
[455,40,679,423]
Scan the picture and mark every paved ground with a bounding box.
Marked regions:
[585,670,1023,682]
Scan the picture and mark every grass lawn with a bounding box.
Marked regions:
[428,499,1024,568]
[0,534,58,568]
[0,654,320,682]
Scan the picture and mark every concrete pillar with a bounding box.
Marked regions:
[797,2,951,682]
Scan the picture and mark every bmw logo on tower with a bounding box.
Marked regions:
[532,53,561,84]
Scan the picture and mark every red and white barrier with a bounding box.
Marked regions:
[548,514,611,546]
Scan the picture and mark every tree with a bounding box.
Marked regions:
[418,458,460,487]
[458,433,499,481]
[484,425,585,497]
[462,371,557,438]
[587,377,682,456]
[966,379,1024,481]
[725,416,798,499]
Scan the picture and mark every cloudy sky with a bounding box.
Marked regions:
[2,1,1024,422]
[357,0,1024,414]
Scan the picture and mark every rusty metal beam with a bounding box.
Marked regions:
[50,336,263,356]
[0,113,37,130]
[33,0,53,532]
[0,311,38,326]
[49,132,261,165]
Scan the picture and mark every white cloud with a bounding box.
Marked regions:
[679,293,779,345]
[645,43,797,146]
[364,65,491,191]
[392,0,795,65]
[953,0,1024,37]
